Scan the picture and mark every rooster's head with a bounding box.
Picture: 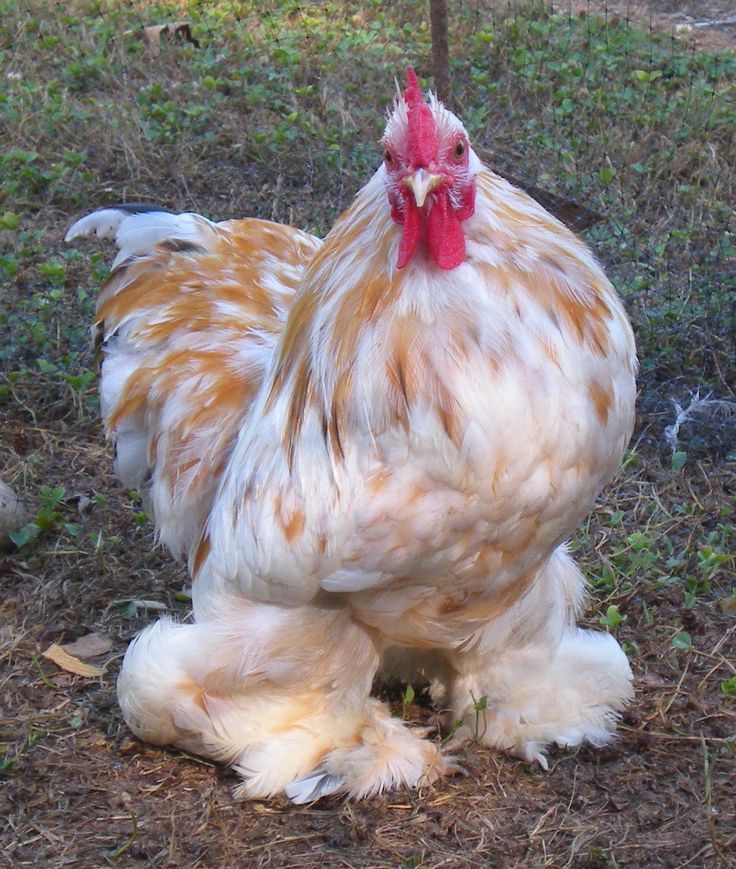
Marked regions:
[382,68,477,271]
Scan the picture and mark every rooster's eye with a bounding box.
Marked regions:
[454,141,465,159]
[383,149,394,166]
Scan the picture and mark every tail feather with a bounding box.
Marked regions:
[66,205,321,566]
[65,203,174,242]
[66,205,217,269]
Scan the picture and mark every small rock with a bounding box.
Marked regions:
[0,480,29,552]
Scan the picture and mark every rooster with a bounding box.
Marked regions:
[66,69,636,802]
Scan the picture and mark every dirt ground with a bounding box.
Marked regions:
[1,4,735,868]
[2,418,735,865]
[569,0,736,51]
[2,414,735,865]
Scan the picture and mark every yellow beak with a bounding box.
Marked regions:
[404,168,445,208]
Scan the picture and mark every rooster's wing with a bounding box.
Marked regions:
[66,207,321,566]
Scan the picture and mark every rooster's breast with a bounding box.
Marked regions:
[327,259,635,645]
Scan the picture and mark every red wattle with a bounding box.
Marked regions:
[426,192,467,270]
[396,196,422,269]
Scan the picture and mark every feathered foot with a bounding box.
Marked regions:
[281,700,460,803]
[441,547,634,768]
[447,629,633,769]
[118,605,457,802]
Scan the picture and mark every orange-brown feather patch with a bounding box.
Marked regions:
[192,534,211,579]
[282,509,305,543]
[588,380,613,426]
[97,217,319,555]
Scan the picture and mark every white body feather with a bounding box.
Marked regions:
[68,100,636,800]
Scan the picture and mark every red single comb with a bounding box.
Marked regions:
[404,67,423,107]
[403,67,438,167]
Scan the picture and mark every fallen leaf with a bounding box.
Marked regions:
[124,21,200,56]
[638,672,667,688]
[719,596,736,614]
[42,644,105,677]
[74,493,94,516]
[252,803,280,814]
[60,632,112,659]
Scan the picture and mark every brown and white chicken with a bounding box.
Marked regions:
[66,69,636,802]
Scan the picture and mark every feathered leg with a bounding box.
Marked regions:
[438,546,633,768]
[118,600,451,802]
